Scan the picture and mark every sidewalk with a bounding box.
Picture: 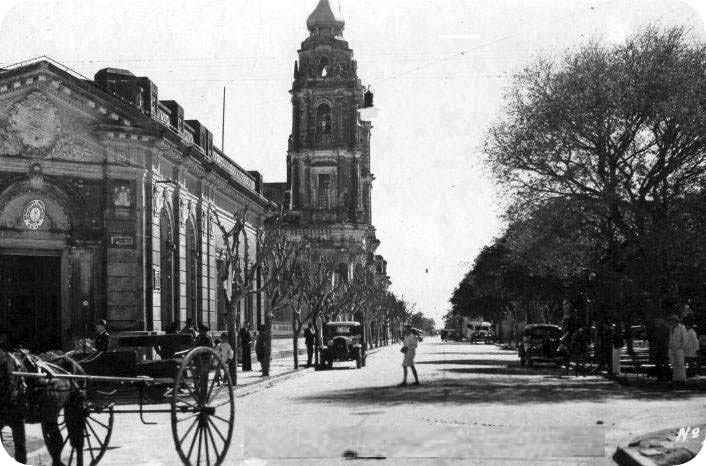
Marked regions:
[614,424,705,466]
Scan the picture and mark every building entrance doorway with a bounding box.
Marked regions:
[0,255,61,352]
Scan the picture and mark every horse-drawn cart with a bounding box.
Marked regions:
[5,334,235,466]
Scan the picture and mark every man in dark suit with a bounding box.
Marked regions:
[239,322,252,371]
[94,320,110,353]
[304,323,315,367]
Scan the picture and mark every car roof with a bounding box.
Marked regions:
[525,324,562,330]
[325,321,360,326]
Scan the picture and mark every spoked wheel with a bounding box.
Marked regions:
[172,347,235,466]
[52,403,114,466]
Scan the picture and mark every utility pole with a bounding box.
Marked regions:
[221,86,226,151]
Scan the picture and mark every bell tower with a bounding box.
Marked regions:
[286,0,374,226]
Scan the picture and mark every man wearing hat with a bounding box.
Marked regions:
[94,320,110,353]
[667,314,688,387]
[195,324,213,348]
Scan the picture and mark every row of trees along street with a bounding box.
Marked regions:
[214,208,416,381]
[451,27,706,336]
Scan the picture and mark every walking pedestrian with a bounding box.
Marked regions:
[611,322,624,376]
[94,320,110,353]
[684,324,700,378]
[240,322,252,371]
[214,333,234,385]
[304,322,315,367]
[398,324,419,386]
[255,325,267,375]
[667,315,688,387]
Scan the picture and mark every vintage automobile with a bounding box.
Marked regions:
[468,322,495,344]
[319,321,366,369]
[518,324,566,367]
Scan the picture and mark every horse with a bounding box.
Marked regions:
[0,347,86,466]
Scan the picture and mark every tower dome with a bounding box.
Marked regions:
[306,0,345,34]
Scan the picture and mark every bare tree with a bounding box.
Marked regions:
[259,220,309,375]
[292,254,346,368]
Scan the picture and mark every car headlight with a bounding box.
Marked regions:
[327,339,334,346]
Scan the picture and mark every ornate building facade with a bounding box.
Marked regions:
[264,0,388,326]
[0,61,270,352]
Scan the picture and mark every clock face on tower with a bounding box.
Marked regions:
[23,199,46,230]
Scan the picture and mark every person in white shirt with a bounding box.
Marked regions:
[399,324,420,386]
[667,315,688,386]
[214,333,234,386]
[684,324,700,378]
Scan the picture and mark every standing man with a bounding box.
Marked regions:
[239,322,252,372]
[94,320,110,353]
[684,323,700,378]
[304,322,315,367]
[398,324,420,386]
[667,315,688,388]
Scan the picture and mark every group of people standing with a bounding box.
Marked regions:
[649,315,700,387]
[561,306,701,385]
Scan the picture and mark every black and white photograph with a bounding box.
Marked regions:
[0,0,705,464]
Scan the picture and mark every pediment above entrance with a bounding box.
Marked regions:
[0,90,104,163]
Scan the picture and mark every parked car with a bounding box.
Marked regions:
[518,324,566,367]
[319,321,366,369]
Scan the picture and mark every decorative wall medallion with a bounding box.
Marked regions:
[23,199,46,230]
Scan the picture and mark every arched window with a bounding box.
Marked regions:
[319,56,329,77]
[315,104,332,143]
[185,219,198,323]
[160,208,175,329]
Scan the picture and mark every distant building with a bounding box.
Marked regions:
[0,61,271,351]
[264,0,387,329]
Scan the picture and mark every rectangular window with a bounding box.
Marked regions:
[317,174,331,210]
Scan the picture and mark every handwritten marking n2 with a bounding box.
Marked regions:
[676,426,703,445]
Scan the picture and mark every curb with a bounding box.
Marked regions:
[233,343,390,398]
[234,366,315,398]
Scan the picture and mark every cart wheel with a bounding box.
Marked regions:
[172,347,235,466]
[54,403,114,466]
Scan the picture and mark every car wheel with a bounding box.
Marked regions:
[356,352,362,369]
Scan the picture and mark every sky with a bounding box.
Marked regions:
[1,0,704,325]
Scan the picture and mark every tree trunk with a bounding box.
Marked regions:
[262,312,273,376]
[292,314,301,369]
[226,301,238,385]
[313,320,320,367]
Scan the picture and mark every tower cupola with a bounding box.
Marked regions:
[306,0,344,36]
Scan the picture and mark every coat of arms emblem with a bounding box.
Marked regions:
[23,199,46,230]
[0,92,62,156]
